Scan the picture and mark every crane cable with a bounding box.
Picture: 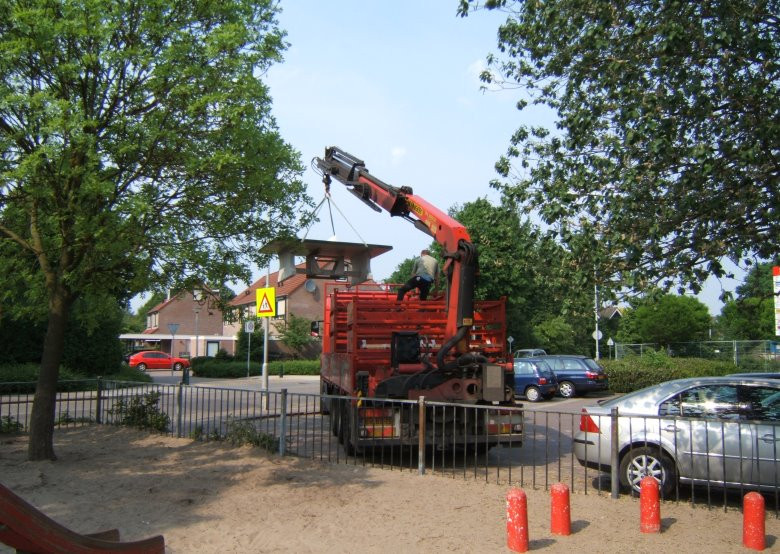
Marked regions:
[302,164,369,246]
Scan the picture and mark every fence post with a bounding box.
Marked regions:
[610,407,619,499]
[95,377,103,424]
[418,396,426,476]
[176,384,183,438]
[279,388,288,456]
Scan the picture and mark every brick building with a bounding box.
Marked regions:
[120,288,236,358]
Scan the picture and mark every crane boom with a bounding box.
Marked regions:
[314,146,476,368]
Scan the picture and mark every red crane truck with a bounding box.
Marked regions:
[315,147,523,454]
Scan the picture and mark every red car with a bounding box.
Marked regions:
[128,351,190,372]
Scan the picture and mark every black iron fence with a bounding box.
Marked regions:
[1,380,777,515]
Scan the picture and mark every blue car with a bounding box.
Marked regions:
[513,358,558,402]
[538,354,609,398]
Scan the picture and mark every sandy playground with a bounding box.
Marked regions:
[0,426,777,553]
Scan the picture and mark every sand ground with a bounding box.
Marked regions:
[1,426,777,553]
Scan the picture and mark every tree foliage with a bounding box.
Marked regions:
[619,294,712,347]
[278,314,314,357]
[448,197,594,349]
[459,0,779,296]
[717,260,778,339]
[0,0,311,459]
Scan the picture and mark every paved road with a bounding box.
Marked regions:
[148,373,321,396]
[149,372,618,413]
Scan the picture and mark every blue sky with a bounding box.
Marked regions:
[135,1,741,314]
[258,1,742,315]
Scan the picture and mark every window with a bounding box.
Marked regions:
[739,386,780,422]
[206,341,219,357]
[514,361,533,375]
[664,385,742,419]
[275,295,287,320]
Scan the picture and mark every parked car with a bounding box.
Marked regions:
[573,376,780,496]
[514,348,547,358]
[538,355,609,398]
[128,351,190,372]
[512,358,558,402]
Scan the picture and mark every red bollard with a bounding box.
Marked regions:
[639,476,661,533]
[550,483,571,536]
[743,492,766,551]
[506,488,529,552]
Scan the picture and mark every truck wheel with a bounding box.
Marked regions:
[320,381,330,415]
[339,402,357,456]
[330,398,341,437]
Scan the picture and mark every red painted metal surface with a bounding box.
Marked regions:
[321,283,509,398]
[0,482,165,553]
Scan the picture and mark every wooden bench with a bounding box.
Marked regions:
[0,482,165,553]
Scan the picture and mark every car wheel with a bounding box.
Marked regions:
[173,362,183,371]
[525,386,541,402]
[558,381,576,398]
[136,363,147,372]
[619,446,677,497]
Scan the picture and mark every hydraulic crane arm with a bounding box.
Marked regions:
[314,146,477,368]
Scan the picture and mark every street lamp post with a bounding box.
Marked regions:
[167,323,180,376]
[188,308,200,385]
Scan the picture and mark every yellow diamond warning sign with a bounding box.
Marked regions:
[256,287,276,318]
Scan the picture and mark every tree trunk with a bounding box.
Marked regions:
[27,287,72,461]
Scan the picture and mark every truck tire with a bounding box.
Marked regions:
[330,398,341,437]
[320,380,330,415]
[339,402,357,456]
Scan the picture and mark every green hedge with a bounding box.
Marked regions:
[600,352,745,393]
[0,363,151,393]
[191,358,320,379]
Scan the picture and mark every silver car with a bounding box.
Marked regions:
[573,376,780,496]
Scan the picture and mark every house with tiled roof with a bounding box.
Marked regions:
[120,287,236,358]
[226,263,385,342]
[227,263,342,339]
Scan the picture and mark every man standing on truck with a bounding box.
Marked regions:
[397,249,440,301]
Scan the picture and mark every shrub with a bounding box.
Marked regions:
[0,363,151,393]
[108,391,170,432]
[601,353,739,393]
[0,415,23,434]
[192,359,320,378]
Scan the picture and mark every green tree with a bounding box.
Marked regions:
[632,294,712,347]
[448,197,594,349]
[459,1,779,297]
[235,324,265,363]
[532,316,576,354]
[717,260,777,339]
[278,314,313,357]
[0,0,311,460]
[122,292,166,333]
